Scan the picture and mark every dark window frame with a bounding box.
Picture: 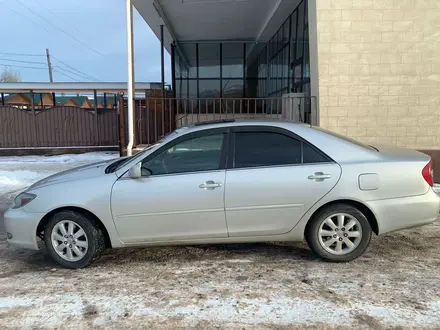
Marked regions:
[139,127,231,177]
[174,42,246,100]
[227,125,333,170]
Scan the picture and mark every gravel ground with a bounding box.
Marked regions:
[0,221,440,330]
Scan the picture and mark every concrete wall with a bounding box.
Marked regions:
[315,0,440,149]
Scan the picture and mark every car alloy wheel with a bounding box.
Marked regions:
[51,220,89,262]
[306,203,372,262]
[317,213,362,255]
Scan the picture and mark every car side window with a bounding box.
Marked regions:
[234,132,301,168]
[142,134,225,176]
[303,143,330,164]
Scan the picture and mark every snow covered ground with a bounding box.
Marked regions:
[1,224,440,329]
[0,152,118,202]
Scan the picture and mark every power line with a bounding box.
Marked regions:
[0,56,100,82]
[13,0,124,69]
[0,63,47,70]
[2,2,104,82]
[2,1,86,53]
[0,58,47,65]
[52,56,100,82]
[53,69,81,82]
[34,0,112,56]
[0,51,45,57]
[53,65,99,82]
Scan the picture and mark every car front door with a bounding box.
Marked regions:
[224,126,341,237]
[111,128,229,243]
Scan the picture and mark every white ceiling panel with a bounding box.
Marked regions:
[159,0,274,41]
[135,0,301,43]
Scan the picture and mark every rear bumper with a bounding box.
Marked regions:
[367,189,440,235]
[4,207,43,250]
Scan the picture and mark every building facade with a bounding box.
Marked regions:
[135,0,440,149]
[316,0,440,150]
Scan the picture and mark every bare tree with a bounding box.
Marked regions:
[0,67,22,83]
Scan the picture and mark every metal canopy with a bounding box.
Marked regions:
[134,0,301,46]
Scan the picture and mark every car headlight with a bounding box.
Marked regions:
[13,192,36,209]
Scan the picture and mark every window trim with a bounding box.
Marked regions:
[228,125,333,170]
[139,127,230,177]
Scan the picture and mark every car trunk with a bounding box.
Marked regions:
[370,144,434,197]
[372,144,431,163]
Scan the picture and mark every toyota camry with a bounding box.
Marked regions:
[5,119,440,268]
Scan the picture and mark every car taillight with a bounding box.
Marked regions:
[422,160,434,187]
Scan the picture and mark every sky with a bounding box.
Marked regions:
[0,0,171,83]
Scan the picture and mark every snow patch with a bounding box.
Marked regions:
[0,152,118,201]
[0,297,31,309]
[0,294,439,329]
[0,170,49,198]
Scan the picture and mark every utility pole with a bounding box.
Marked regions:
[46,48,54,82]
[126,0,135,156]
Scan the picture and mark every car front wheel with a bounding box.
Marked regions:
[306,204,372,262]
[44,211,105,269]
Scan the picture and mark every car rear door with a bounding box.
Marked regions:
[224,126,341,237]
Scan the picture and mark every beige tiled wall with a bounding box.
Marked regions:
[316,0,440,149]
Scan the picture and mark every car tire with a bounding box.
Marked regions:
[306,204,372,262]
[44,210,106,269]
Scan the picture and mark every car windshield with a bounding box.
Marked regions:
[110,144,159,173]
[312,126,378,151]
[107,130,180,173]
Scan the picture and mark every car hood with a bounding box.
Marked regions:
[27,159,115,191]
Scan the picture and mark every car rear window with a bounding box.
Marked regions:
[312,126,378,151]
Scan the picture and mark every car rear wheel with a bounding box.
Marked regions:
[44,211,105,269]
[306,204,372,262]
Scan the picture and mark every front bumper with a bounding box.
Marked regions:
[367,189,440,235]
[4,207,44,250]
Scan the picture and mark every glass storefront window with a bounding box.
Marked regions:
[198,44,221,78]
[290,11,298,62]
[283,18,290,46]
[172,0,310,102]
[188,80,198,98]
[296,1,305,61]
[283,47,289,89]
[179,44,197,78]
[222,43,244,79]
[222,80,244,98]
[199,79,221,98]
[176,78,187,98]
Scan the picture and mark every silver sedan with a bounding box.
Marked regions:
[5,120,440,268]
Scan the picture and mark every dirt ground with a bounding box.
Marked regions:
[0,220,440,330]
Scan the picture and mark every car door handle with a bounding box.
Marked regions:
[199,181,222,190]
[308,172,332,181]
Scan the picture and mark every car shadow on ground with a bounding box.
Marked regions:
[96,242,315,267]
[1,235,315,271]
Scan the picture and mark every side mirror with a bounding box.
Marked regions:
[128,163,142,179]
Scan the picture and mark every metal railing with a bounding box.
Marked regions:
[129,96,317,147]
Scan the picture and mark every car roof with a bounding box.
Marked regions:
[176,119,311,134]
